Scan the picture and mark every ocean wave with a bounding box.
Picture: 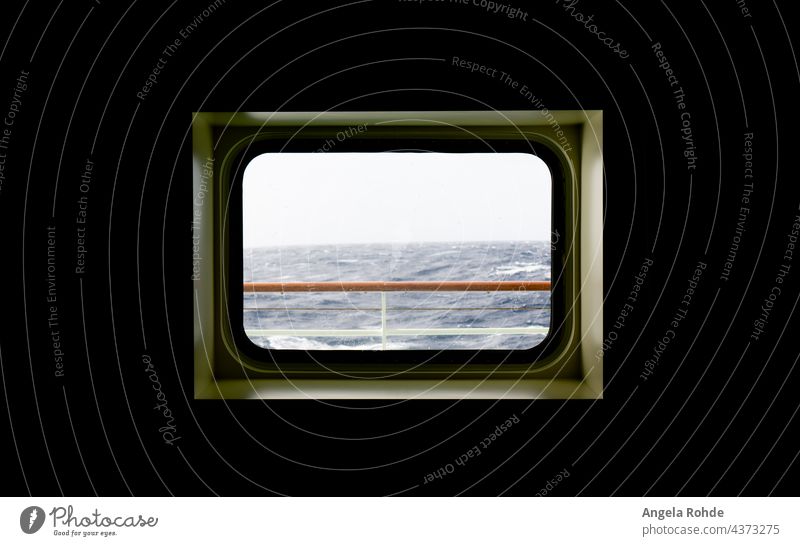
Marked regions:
[254,336,383,351]
[243,241,551,350]
[252,334,548,351]
[491,263,549,276]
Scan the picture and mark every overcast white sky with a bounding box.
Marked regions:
[242,152,551,248]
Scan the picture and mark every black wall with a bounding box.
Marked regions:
[1,0,798,496]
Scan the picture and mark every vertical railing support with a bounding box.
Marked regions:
[381,291,388,350]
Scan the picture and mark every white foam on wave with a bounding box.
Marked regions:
[259,336,383,351]
[491,263,549,276]
[251,333,548,351]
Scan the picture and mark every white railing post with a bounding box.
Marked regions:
[381,291,388,350]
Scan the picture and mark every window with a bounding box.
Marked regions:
[193,111,603,399]
[241,152,552,352]
[227,134,568,376]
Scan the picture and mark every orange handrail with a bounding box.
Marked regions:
[242,281,550,292]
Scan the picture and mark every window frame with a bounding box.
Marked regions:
[227,135,568,376]
[193,111,603,399]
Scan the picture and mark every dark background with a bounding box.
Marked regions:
[1,0,798,496]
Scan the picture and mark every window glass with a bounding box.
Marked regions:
[242,152,552,350]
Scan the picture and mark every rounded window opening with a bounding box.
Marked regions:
[241,152,553,351]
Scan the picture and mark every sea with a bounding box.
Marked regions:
[243,241,551,350]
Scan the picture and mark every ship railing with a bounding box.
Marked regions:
[242,281,551,349]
